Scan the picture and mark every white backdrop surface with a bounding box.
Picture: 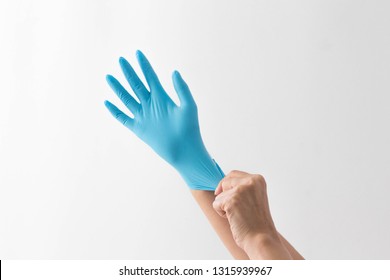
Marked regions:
[0,0,389,259]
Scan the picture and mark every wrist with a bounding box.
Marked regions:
[242,231,291,260]
[176,143,224,191]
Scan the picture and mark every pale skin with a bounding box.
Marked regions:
[191,170,304,260]
[105,51,302,259]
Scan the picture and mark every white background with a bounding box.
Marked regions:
[0,0,389,259]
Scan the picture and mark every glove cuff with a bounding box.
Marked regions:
[176,151,225,191]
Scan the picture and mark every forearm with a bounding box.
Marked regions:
[190,190,249,259]
[243,233,293,260]
[190,191,303,260]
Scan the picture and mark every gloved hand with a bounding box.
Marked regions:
[104,50,224,191]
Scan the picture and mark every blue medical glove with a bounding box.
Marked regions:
[104,50,224,191]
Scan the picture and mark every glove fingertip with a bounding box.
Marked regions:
[119,56,126,64]
[173,69,180,77]
[104,100,112,108]
[135,49,144,60]
[106,74,114,83]
[135,50,145,62]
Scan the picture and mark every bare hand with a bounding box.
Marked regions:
[213,170,291,259]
